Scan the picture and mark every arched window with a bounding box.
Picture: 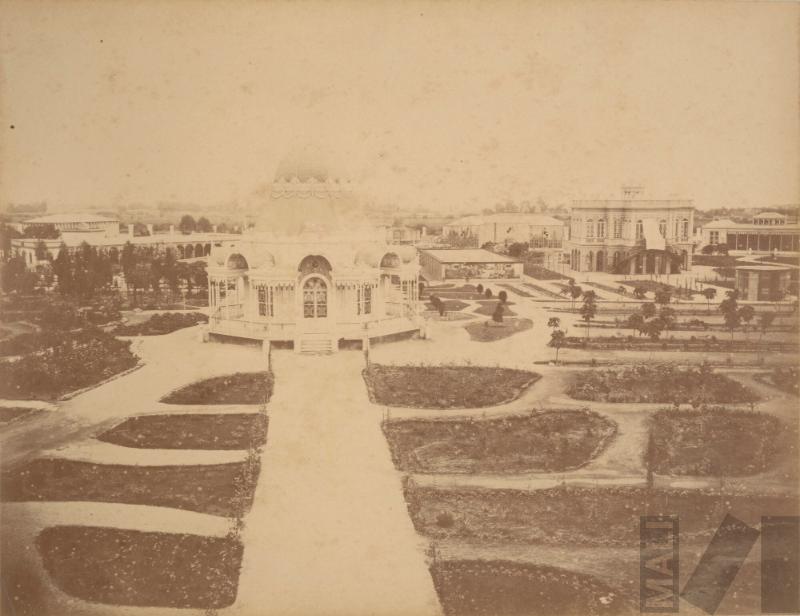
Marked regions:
[585,219,594,239]
[597,219,606,239]
[303,277,327,318]
[635,220,644,240]
[613,218,622,239]
[658,219,667,238]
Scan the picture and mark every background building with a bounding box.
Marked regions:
[442,213,564,250]
[419,248,523,281]
[735,264,793,301]
[700,213,800,254]
[207,154,420,354]
[566,187,694,274]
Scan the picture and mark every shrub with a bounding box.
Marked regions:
[476,283,484,294]
[498,290,508,303]
[484,288,493,298]
[436,512,455,528]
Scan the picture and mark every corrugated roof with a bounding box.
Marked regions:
[25,213,119,224]
[421,249,520,263]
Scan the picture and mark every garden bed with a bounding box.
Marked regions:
[755,367,799,396]
[38,526,242,608]
[430,560,633,616]
[0,406,42,425]
[647,407,786,476]
[113,312,208,336]
[567,364,760,404]
[522,264,570,281]
[464,318,532,342]
[161,371,273,405]
[555,335,798,353]
[425,299,470,312]
[472,303,517,317]
[363,365,539,409]
[383,410,616,473]
[2,459,259,517]
[98,413,268,450]
[0,331,138,400]
[617,280,695,299]
[404,483,798,547]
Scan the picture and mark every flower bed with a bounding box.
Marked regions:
[431,560,633,616]
[522,264,570,280]
[0,406,42,425]
[756,367,799,396]
[472,303,517,317]
[424,299,470,312]
[383,410,616,473]
[555,335,798,353]
[617,280,695,299]
[567,365,760,404]
[464,318,532,342]
[404,483,798,547]
[38,526,242,608]
[99,413,268,449]
[113,312,208,336]
[648,407,785,476]
[2,459,259,517]
[0,330,138,400]
[161,371,273,405]
[363,365,539,409]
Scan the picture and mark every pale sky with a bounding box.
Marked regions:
[0,0,798,213]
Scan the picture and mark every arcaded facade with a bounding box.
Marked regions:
[206,158,420,353]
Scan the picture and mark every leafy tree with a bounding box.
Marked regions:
[178,214,197,234]
[659,307,676,330]
[738,305,755,338]
[580,290,597,340]
[719,294,741,343]
[484,288,492,299]
[507,242,528,258]
[22,224,59,239]
[196,216,213,232]
[547,317,560,330]
[632,286,647,300]
[492,303,504,323]
[0,222,22,254]
[498,290,508,304]
[568,280,583,310]
[0,256,36,293]
[476,283,483,295]
[641,302,656,319]
[702,287,717,312]
[52,244,73,294]
[34,240,50,261]
[758,312,775,346]
[654,288,671,306]
[643,317,665,340]
[549,328,566,363]
[627,313,645,336]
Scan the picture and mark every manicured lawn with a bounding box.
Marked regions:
[38,526,242,608]
[99,413,268,450]
[648,408,786,476]
[424,299,470,312]
[756,367,799,396]
[464,318,532,342]
[523,264,571,280]
[0,407,42,425]
[473,303,517,317]
[2,459,259,517]
[567,365,759,404]
[364,365,540,409]
[404,483,798,547]
[431,560,634,616]
[114,312,208,336]
[161,372,273,405]
[383,410,616,473]
[618,280,696,299]
[0,330,138,401]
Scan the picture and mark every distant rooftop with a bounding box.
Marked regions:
[447,213,563,227]
[25,213,119,224]
[421,249,521,263]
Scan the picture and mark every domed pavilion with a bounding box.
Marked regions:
[206,154,421,353]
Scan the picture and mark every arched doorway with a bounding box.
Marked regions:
[596,251,605,272]
[302,276,328,319]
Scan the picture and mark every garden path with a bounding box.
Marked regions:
[227,350,441,616]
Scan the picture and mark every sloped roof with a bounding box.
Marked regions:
[25,213,119,224]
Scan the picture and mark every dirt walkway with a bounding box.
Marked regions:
[227,350,441,616]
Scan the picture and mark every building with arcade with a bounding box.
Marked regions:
[206,155,421,353]
[566,186,695,274]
